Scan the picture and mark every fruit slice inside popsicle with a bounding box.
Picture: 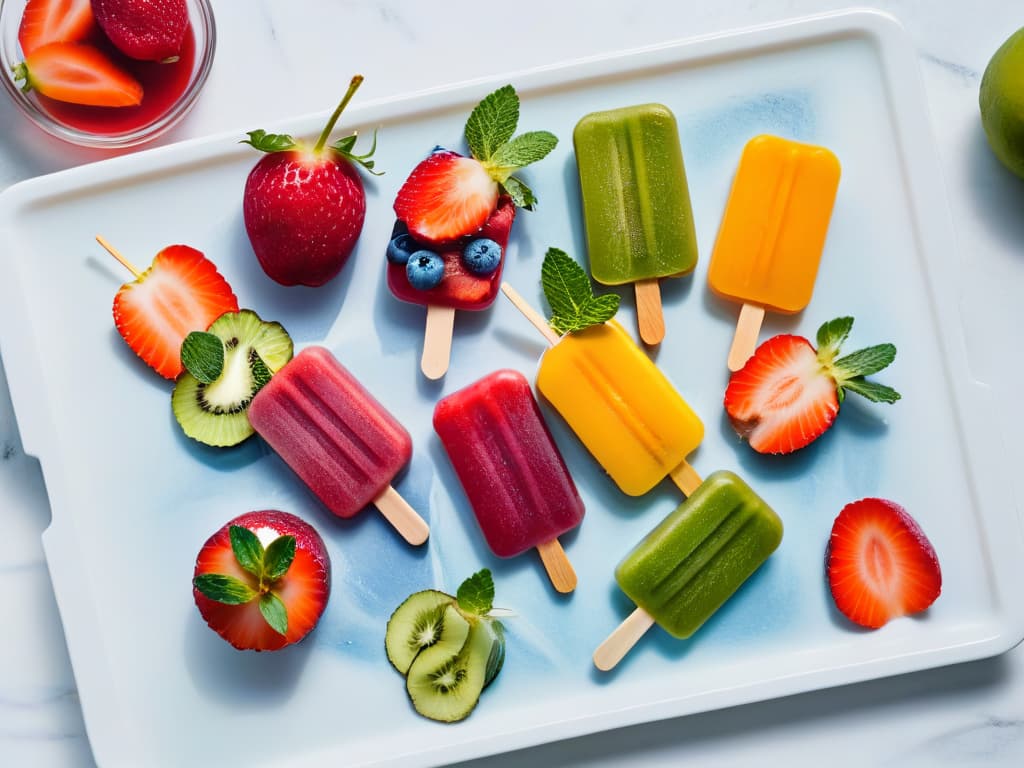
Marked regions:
[708,135,840,371]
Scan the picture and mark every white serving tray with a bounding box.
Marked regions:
[1,9,1021,768]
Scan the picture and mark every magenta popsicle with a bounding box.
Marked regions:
[433,369,583,592]
[248,346,429,545]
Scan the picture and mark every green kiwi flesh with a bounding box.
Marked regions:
[384,590,459,675]
[171,310,293,447]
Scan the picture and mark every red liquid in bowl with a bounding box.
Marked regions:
[35,25,196,135]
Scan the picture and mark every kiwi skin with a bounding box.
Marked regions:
[405,616,494,723]
[171,309,293,448]
[385,590,464,675]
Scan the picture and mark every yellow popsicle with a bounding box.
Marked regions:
[708,135,840,370]
[536,320,704,496]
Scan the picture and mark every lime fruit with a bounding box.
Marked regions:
[980,27,1024,179]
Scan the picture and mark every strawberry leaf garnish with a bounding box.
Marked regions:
[332,128,382,176]
[465,85,519,162]
[181,331,225,384]
[194,574,258,605]
[464,85,558,210]
[259,592,289,636]
[262,535,296,581]
[541,248,620,334]
[230,525,264,577]
[241,130,298,153]
[456,569,495,616]
[814,318,901,405]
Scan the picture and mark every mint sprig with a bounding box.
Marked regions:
[465,85,557,210]
[815,317,901,405]
[181,331,224,383]
[456,569,495,616]
[541,248,620,335]
[192,525,298,636]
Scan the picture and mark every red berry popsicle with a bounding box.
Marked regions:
[433,369,583,593]
[248,346,429,546]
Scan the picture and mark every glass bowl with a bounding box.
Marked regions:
[0,0,215,148]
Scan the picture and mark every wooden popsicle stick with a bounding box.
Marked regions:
[95,235,142,278]
[501,282,560,346]
[669,460,702,497]
[536,538,577,594]
[593,606,656,671]
[421,304,456,380]
[635,279,665,346]
[373,485,429,546]
[727,303,765,372]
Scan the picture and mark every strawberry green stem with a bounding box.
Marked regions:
[313,75,364,154]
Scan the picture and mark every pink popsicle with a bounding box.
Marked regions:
[433,369,583,592]
[249,346,429,545]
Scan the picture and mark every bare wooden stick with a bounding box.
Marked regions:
[593,607,655,671]
[421,305,456,380]
[727,303,765,372]
[668,460,702,497]
[536,538,577,593]
[95,235,142,278]
[372,485,429,546]
[635,279,665,345]
[500,282,560,346]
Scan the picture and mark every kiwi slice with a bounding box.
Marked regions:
[172,310,293,447]
[406,613,494,723]
[385,590,460,675]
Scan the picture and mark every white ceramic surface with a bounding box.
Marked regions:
[2,1,1023,767]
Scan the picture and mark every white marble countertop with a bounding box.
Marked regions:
[2,0,1023,765]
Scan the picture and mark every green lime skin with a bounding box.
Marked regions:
[980,27,1024,179]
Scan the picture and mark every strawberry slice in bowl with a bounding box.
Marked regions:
[17,0,95,56]
[13,41,142,107]
[724,316,900,454]
[193,510,331,651]
[826,498,942,629]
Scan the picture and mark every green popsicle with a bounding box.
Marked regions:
[594,470,783,670]
[573,103,698,345]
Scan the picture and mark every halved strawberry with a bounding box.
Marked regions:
[826,498,941,629]
[112,244,239,379]
[394,150,499,244]
[18,0,95,56]
[724,316,900,454]
[193,510,331,651]
[12,42,142,107]
[92,0,188,62]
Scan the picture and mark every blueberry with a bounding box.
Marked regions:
[461,238,503,276]
[430,145,448,155]
[387,233,418,265]
[406,250,445,290]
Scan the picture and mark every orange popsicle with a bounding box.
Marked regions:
[708,135,840,371]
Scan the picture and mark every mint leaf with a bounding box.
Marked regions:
[259,592,288,637]
[241,130,297,153]
[501,176,538,210]
[834,344,897,379]
[262,535,296,581]
[181,331,224,384]
[193,574,257,605]
[841,378,902,404]
[250,350,273,392]
[541,248,620,334]
[465,85,519,162]
[456,569,495,616]
[486,131,558,180]
[229,525,264,578]
[816,317,854,360]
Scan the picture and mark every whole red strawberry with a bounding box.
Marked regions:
[92,0,188,61]
[193,510,331,651]
[827,498,941,629]
[724,316,900,454]
[242,75,379,287]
